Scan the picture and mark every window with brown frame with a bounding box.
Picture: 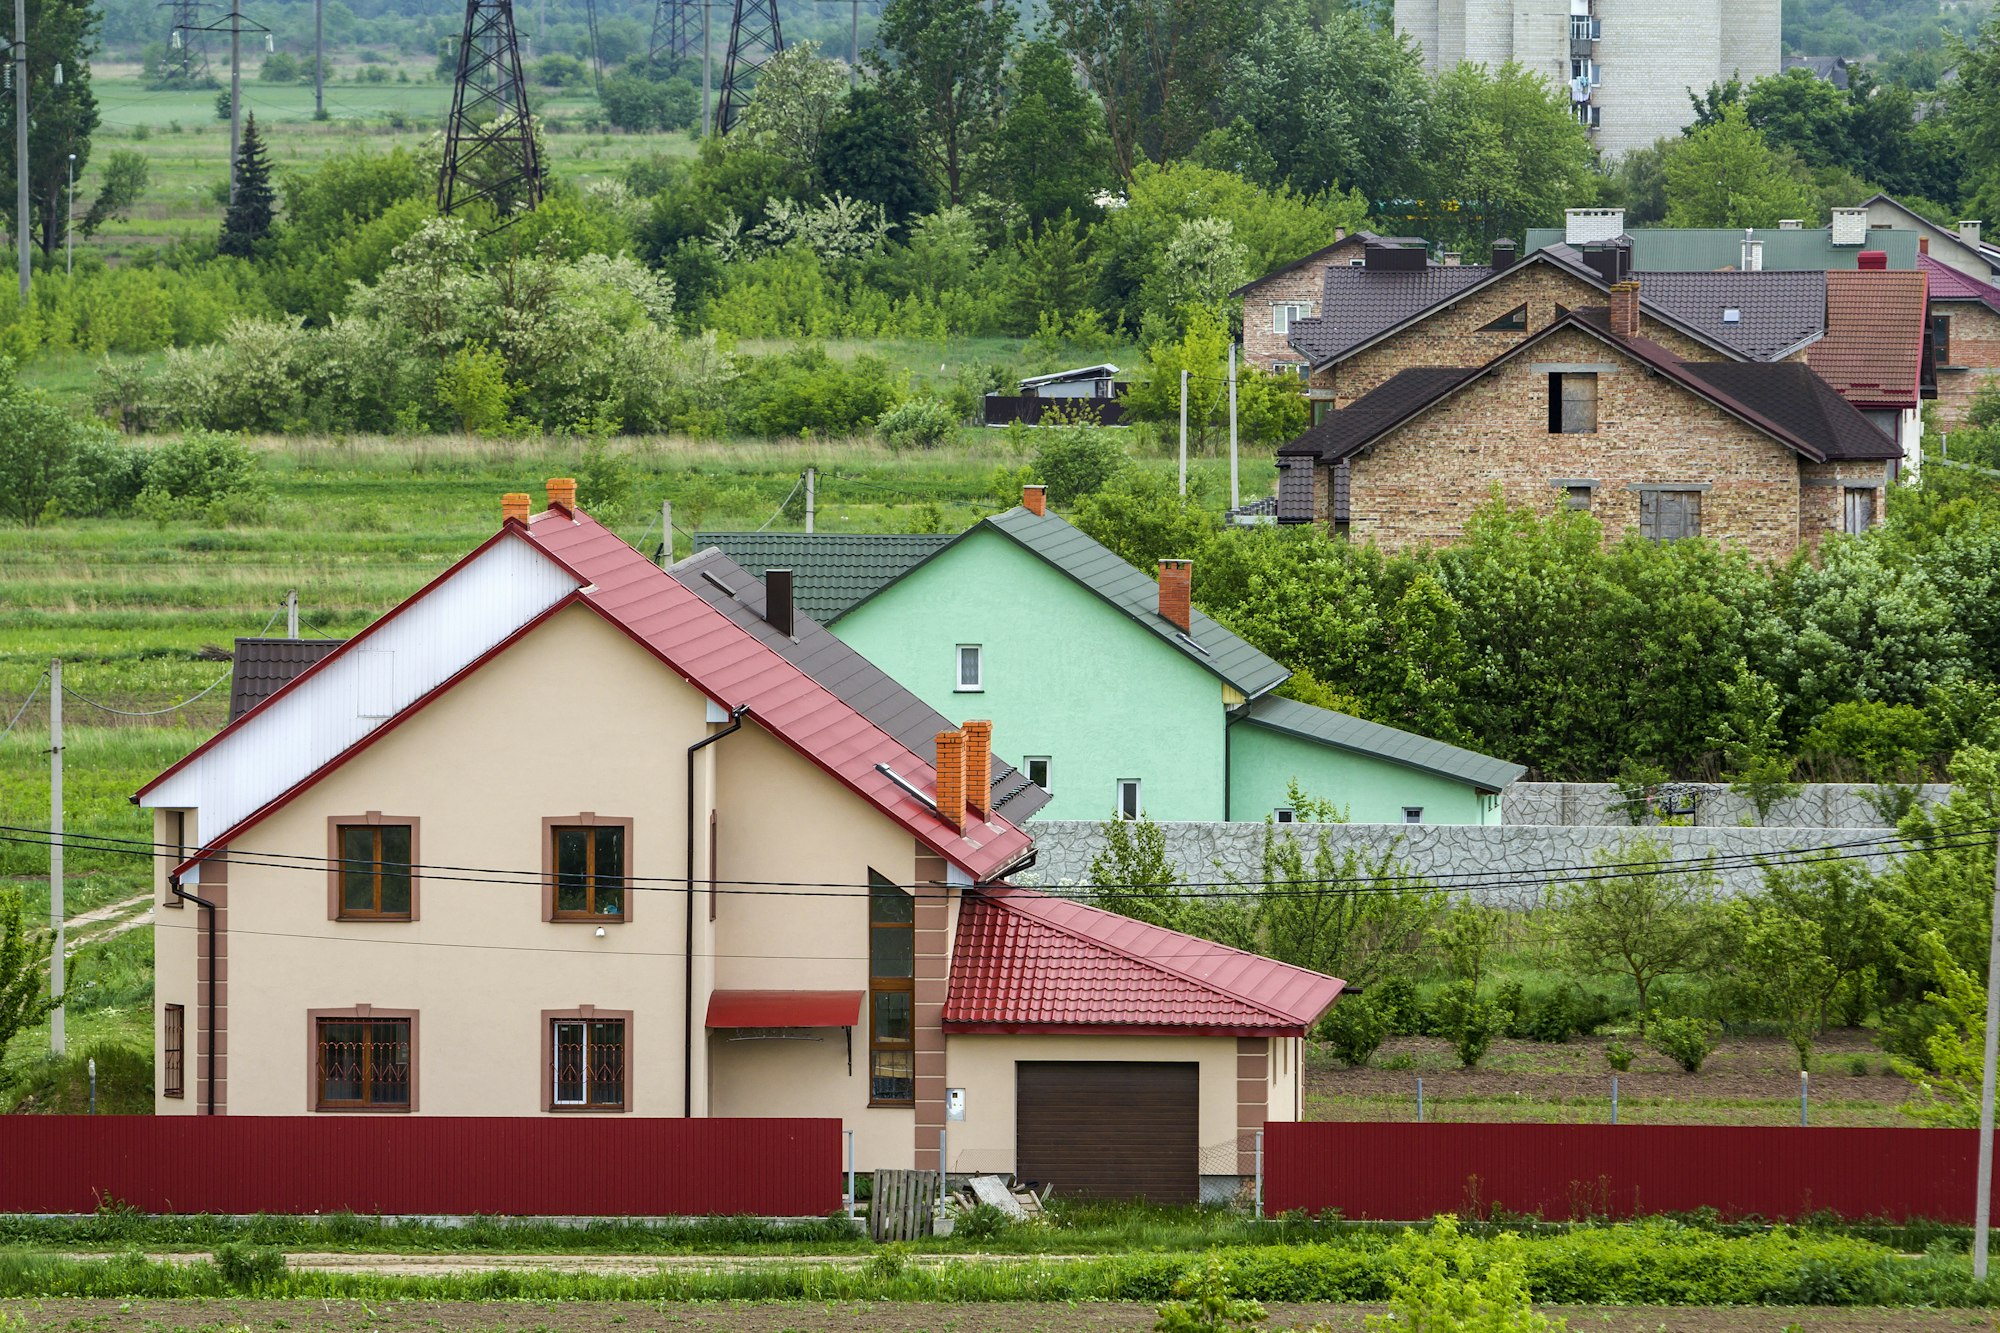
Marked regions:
[163,1003,184,1098]
[315,1017,412,1109]
[551,824,626,919]
[551,1018,627,1108]
[868,872,914,1105]
[336,823,413,919]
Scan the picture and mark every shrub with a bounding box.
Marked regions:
[1799,700,1940,781]
[728,345,901,438]
[1370,975,1422,1035]
[1032,424,1127,504]
[143,431,258,505]
[1320,993,1390,1068]
[876,395,960,450]
[52,430,146,518]
[1603,1040,1634,1072]
[1494,979,1527,1036]
[1155,1252,1266,1333]
[1360,1216,1562,1333]
[212,1242,285,1292]
[1650,1015,1719,1073]
[1525,989,1576,1044]
[952,1201,1014,1241]
[1432,982,1498,1068]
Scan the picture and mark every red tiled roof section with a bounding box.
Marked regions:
[1808,268,1929,410]
[943,887,1345,1035]
[1921,254,2000,315]
[523,509,1032,881]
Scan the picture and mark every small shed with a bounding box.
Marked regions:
[1017,364,1122,400]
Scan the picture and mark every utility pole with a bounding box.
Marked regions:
[804,467,815,534]
[64,154,73,278]
[700,0,711,135]
[1974,825,2000,1279]
[313,0,323,117]
[49,658,64,1057]
[285,587,298,639]
[657,499,672,569]
[716,0,783,133]
[848,0,856,87]
[15,0,29,306]
[1227,342,1239,512]
[1178,369,1188,498]
[228,0,242,200]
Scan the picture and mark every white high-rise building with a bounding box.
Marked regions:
[1394,0,1780,158]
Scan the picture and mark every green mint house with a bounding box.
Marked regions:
[702,488,1522,825]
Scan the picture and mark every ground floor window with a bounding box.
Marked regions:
[1638,489,1702,541]
[552,1018,627,1109]
[1117,779,1142,820]
[315,1017,412,1110]
[1843,487,1876,535]
[163,1003,184,1098]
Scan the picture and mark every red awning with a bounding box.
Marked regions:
[705,990,864,1029]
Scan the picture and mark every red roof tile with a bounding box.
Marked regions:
[943,887,1345,1035]
[1921,254,2000,315]
[523,508,1032,881]
[1808,268,1929,410]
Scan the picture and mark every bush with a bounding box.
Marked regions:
[952,1201,1014,1241]
[1431,982,1498,1068]
[3,1041,153,1113]
[1604,1040,1635,1072]
[53,430,146,518]
[143,431,259,505]
[876,395,960,451]
[1320,993,1390,1068]
[1798,700,1940,781]
[1649,1015,1719,1073]
[1494,979,1527,1035]
[727,345,901,438]
[213,1243,285,1293]
[1524,989,1576,1043]
[1032,424,1127,504]
[1370,975,1422,1035]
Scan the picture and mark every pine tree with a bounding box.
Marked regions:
[218,113,275,258]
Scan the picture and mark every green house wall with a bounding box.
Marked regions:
[1226,723,1503,826]
[831,528,1230,822]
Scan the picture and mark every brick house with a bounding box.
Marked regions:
[1275,290,1902,561]
[1232,231,1370,377]
[1922,254,2000,428]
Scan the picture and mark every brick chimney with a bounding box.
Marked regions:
[1920,236,1930,255]
[1608,280,1641,339]
[962,720,992,817]
[502,492,532,524]
[1857,250,1888,271]
[1022,484,1047,516]
[1158,559,1192,632]
[546,477,577,511]
[934,729,966,831]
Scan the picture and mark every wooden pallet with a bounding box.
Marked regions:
[868,1169,940,1242]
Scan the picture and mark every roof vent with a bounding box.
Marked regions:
[1857,250,1888,271]
[1778,218,1804,230]
[1722,307,1741,323]
[1831,207,1867,246]
[1491,238,1518,271]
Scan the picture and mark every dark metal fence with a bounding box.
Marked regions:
[2,1116,841,1216]
[1264,1122,1994,1222]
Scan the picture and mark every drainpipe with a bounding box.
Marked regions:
[685,705,747,1119]
[170,876,218,1117]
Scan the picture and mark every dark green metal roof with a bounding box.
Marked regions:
[695,532,955,624]
[1522,227,1920,271]
[1239,695,1526,793]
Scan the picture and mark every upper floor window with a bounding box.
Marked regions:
[315,1016,412,1110]
[1843,486,1876,535]
[551,1017,627,1109]
[1272,302,1310,335]
[956,644,983,691]
[335,821,414,920]
[1025,756,1051,791]
[1548,372,1598,433]
[1638,489,1703,541]
[868,873,915,1106]
[1931,313,1952,365]
[1482,304,1529,333]
[549,822,627,920]
[1117,779,1143,821]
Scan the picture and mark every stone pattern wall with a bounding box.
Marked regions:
[1338,325,1808,560]
[1500,781,1951,828]
[1935,303,2000,429]
[1017,820,1902,909]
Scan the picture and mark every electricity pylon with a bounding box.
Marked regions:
[438,0,542,220]
[716,0,781,134]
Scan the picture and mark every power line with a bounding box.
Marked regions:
[753,475,804,533]
[0,673,46,743]
[56,603,284,717]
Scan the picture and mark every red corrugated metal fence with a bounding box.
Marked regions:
[2,1117,840,1216]
[1265,1123,1997,1223]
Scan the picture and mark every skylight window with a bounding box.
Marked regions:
[1722,308,1742,324]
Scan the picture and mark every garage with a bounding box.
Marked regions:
[1015,1061,1199,1203]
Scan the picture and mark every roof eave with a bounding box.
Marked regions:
[1234,712,1526,792]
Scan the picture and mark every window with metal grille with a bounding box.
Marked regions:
[551,1018,626,1108]
[163,1003,184,1098]
[1638,489,1702,541]
[315,1018,412,1109]
[551,824,625,919]
[869,872,915,1105]
[1547,372,1598,433]
[336,823,413,919]
[1843,487,1876,535]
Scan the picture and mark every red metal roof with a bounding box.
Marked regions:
[943,887,1344,1036]
[1808,268,1929,410]
[1921,254,2000,315]
[706,990,863,1028]
[522,508,1032,882]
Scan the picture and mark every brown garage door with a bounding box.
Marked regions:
[1015,1061,1199,1203]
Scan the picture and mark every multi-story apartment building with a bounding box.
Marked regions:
[1393,0,1780,157]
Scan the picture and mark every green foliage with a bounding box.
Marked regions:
[0,0,101,257]
[877,396,961,451]
[985,37,1115,228]
[1258,828,1445,994]
[1031,424,1126,504]
[1890,930,1987,1127]
[219,114,277,258]
[0,889,59,1087]
[0,363,112,525]
[1603,1040,1634,1072]
[817,86,938,226]
[1071,468,1221,571]
[212,1243,286,1293]
[1664,104,1820,228]
[952,1202,1015,1241]
[1362,1217,1564,1333]
[1414,61,1596,258]
[140,430,258,505]
[740,41,849,178]
[870,0,1015,204]
[1087,814,1182,931]
[1154,1253,1267,1333]
[1798,700,1939,781]
[1320,992,1390,1068]
[433,343,516,435]
[1544,836,1723,1023]
[728,344,900,438]
[1649,1014,1721,1073]
[6,1039,151,1112]
[1736,904,1837,1071]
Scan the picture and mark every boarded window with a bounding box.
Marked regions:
[1565,485,1594,511]
[1639,489,1702,541]
[1843,487,1876,534]
[1548,372,1598,433]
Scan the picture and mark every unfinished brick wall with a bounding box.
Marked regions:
[1241,239,1361,374]
[1933,302,2000,428]
[1332,326,1809,561]
[1797,460,1891,544]
[1315,265,1713,408]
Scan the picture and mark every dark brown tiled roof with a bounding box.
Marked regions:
[1808,269,1929,410]
[1275,457,1316,523]
[1228,231,1373,298]
[1277,367,1480,465]
[227,638,344,721]
[1677,361,1904,461]
[1287,269,1491,364]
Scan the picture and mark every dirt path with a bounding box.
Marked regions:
[7,1298,1994,1332]
[56,1252,1102,1275]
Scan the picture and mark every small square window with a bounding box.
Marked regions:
[956,644,983,691]
[1273,808,1296,824]
[1566,485,1593,511]
[1117,779,1142,821]
[1403,807,1424,824]
[1025,756,1051,791]
[336,823,414,920]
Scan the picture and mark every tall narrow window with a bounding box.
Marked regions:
[163,1003,185,1098]
[868,873,915,1105]
[1932,313,1952,366]
[1548,372,1599,433]
[336,823,413,919]
[956,644,983,691]
[551,1018,627,1109]
[1843,487,1876,535]
[550,824,626,920]
[1117,779,1142,820]
[315,1017,412,1110]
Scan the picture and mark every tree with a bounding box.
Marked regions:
[1737,903,1836,1070]
[1144,216,1249,324]
[1087,814,1184,932]
[995,212,1102,335]
[816,86,938,227]
[77,149,149,237]
[870,0,1014,205]
[985,37,1114,229]
[1543,835,1723,1025]
[1415,61,1594,258]
[219,113,275,257]
[1706,659,1800,820]
[0,888,59,1084]
[1949,15,2000,222]
[1257,825,1446,993]
[600,70,673,131]
[739,41,847,180]
[1890,930,1987,1127]
[0,0,101,257]
[1661,104,1818,228]
[1121,307,1231,448]
[0,364,94,525]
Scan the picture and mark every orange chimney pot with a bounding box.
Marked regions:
[934,729,966,831]
[502,492,532,525]
[962,720,992,817]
